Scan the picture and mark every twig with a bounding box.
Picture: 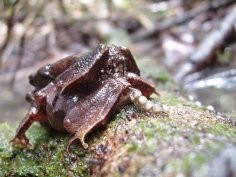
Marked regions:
[58,0,68,15]
[133,0,236,42]
[176,8,236,82]
[0,0,19,64]
[9,34,25,87]
[9,1,46,88]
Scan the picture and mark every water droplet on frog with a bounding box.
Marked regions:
[44,71,50,76]
[73,96,78,102]
[87,125,91,128]
[45,64,51,70]
[59,80,64,85]
[31,107,38,114]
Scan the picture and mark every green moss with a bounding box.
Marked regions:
[208,121,236,139]
[165,153,208,175]
[0,123,89,177]
[126,117,178,155]
[159,93,186,106]
[120,107,236,176]
[127,140,139,153]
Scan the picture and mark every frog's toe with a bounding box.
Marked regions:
[10,136,32,148]
[67,132,88,153]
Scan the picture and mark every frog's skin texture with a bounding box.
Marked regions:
[11,44,159,150]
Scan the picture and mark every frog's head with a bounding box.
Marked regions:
[29,64,54,89]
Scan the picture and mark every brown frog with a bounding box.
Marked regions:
[11,44,162,150]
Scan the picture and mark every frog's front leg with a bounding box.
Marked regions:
[10,107,47,147]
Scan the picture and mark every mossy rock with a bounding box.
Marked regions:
[0,123,88,177]
[0,91,236,177]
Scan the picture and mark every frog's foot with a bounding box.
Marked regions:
[130,88,166,114]
[10,135,32,148]
[67,132,88,152]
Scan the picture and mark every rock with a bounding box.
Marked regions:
[1,92,235,177]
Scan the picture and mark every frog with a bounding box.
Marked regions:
[10,44,163,150]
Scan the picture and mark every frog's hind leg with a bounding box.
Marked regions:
[126,72,160,97]
[126,72,168,114]
[10,107,47,147]
[64,78,126,151]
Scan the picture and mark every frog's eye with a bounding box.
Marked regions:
[29,64,53,88]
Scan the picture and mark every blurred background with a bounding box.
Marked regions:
[0,0,235,125]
